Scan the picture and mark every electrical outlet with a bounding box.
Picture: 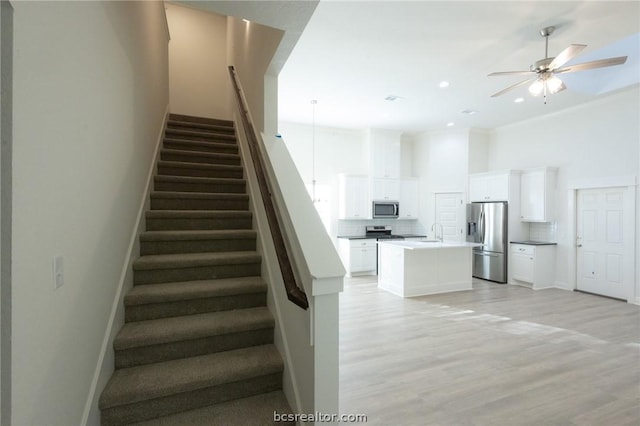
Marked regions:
[53,256,64,290]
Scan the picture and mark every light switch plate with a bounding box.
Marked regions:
[53,255,64,289]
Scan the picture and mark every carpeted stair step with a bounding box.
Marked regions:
[157,160,243,179]
[125,277,267,322]
[153,175,246,194]
[164,128,236,143]
[169,113,234,128]
[167,120,236,136]
[160,149,241,167]
[99,345,284,426]
[140,229,257,255]
[163,138,238,155]
[145,210,253,231]
[129,390,294,426]
[133,251,261,285]
[114,307,275,368]
[150,191,249,211]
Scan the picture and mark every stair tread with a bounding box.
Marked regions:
[133,251,261,271]
[167,122,235,133]
[154,175,244,184]
[129,390,292,426]
[99,344,283,409]
[164,136,235,144]
[145,210,251,219]
[140,229,256,241]
[165,128,235,140]
[114,307,273,350]
[150,191,249,200]
[158,160,242,171]
[168,114,234,128]
[125,277,267,306]
[161,148,240,160]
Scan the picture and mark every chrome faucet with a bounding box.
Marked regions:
[431,223,444,242]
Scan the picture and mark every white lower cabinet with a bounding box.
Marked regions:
[509,243,556,289]
[338,239,377,276]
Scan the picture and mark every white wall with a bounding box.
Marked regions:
[488,87,639,295]
[279,122,367,238]
[165,3,230,120]
[12,2,169,424]
[227,17,283,134]
[413,129,470,237]
[0,1,12,423]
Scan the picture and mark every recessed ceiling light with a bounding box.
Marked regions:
[439,81,450,88]
[447,122,455,127]
[514,97,525,103]
[384,95,402,101]
[461,109,477,115]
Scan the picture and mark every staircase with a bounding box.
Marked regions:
[99,114,293,425]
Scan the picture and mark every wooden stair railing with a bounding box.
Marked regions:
[228,65,309,310]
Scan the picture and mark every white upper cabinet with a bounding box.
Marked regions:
[520,167,557,222]
[469,170,518,202]
[399,179,419,219]
[338,174,370,219]
[371,178,400,201]
[367,129,401,179]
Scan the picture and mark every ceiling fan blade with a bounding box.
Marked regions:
[488,71,535,76]
[548,44,587,70]
[490,78,535,98]
[554,56,628,73]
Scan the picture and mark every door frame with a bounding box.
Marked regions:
[568,175,637,304]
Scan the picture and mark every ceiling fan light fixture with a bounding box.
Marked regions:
[546,75,564,94]
[528,78,544,96]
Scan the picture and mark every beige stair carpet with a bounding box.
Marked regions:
[99,114,294,425]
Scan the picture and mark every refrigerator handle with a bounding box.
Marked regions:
[479,209,485,242]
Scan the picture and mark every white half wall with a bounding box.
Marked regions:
[11,2,169,424]
[165,2,231,120]
[487,86,640,297]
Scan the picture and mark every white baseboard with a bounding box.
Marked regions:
[81,104,169,425]
[553,281,572,291]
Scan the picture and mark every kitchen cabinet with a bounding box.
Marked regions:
[399,179,419,219]
[520,167,557,222]
[368,129,401,179]
[509,243,556,289]
[338,174,370,219]
[338,238,377,276]
[371,178,400,201]
[469,171,517,202]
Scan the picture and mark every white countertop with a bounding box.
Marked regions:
[377,240,484,250]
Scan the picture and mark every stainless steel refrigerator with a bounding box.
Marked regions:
[466,202,508,283]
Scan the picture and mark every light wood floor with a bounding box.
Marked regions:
[339,277,640,426]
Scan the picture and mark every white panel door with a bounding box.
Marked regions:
[435,193,464,242]
[576,187,627,299]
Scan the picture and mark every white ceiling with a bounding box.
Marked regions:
[176,1,640,133]
[277,1,640,133]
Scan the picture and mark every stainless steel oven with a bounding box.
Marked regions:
[372,201,399,219]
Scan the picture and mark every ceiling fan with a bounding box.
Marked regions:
[489,26,628,103]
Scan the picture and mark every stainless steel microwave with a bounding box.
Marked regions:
[372,201,399,219]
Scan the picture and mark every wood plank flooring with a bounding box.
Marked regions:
[340,277,640,426]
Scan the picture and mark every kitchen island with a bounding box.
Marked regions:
[377,240,483,297]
